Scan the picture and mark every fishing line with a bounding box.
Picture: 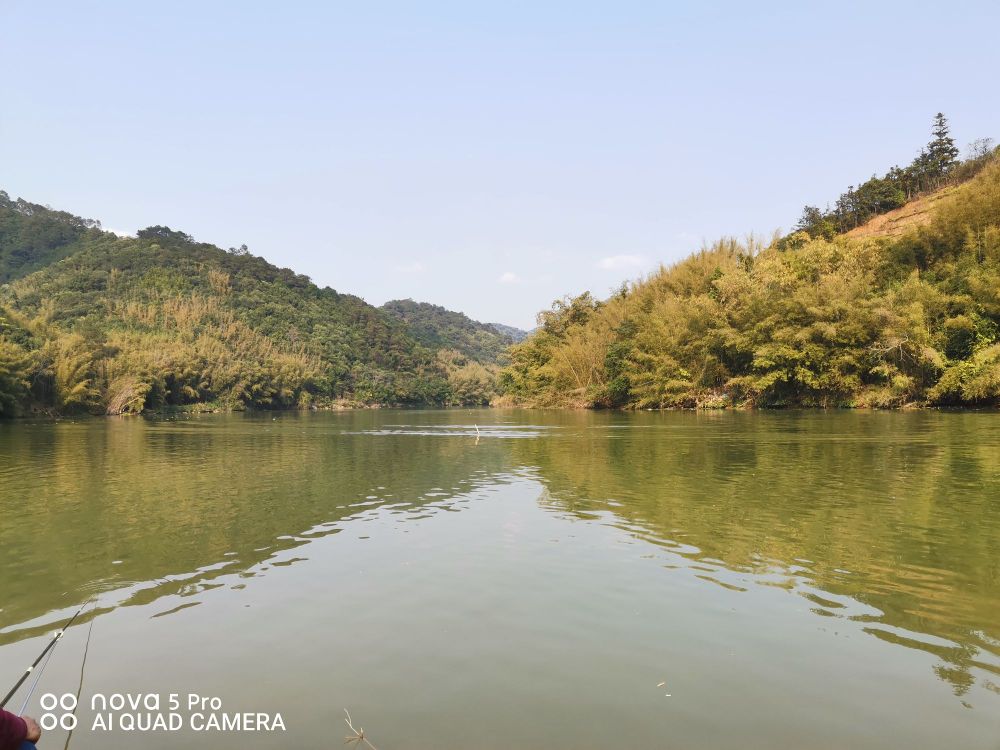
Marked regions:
[17,641,57,715]
[0,598,93,710]
[61,616,96,750]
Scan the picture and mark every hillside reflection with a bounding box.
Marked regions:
[1,410,998,705]
[508,410,1000,698]
[0,413,512,640]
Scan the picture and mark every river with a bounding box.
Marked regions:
[0,410,998,748]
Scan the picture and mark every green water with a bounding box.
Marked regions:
[0,410,998,748]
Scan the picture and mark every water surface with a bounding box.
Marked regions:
[1,410,998,748]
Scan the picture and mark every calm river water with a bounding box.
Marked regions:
[0,410,998,748]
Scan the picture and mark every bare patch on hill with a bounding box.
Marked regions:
[844,185,957,239]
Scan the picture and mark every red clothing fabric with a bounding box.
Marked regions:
[0,710,26,750]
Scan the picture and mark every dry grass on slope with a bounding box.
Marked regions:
[844,185,958,240]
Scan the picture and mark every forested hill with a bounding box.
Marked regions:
[488,322,530,343]
[381,299,520,364]
[0,196,501,415]
[499,145,1000,409]
[0,194,99,283]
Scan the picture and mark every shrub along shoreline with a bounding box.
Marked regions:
[498,157,1000,410]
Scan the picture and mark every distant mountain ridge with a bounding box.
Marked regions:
[380,298,523,364]
[488,322,530,343]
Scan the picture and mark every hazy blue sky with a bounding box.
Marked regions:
[2,1,997,328]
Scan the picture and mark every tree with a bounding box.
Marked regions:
[136,226,195,244]
[0,338,32,416]
[928,112,959,179]
[967,137,995,160]
[794,205,836,240]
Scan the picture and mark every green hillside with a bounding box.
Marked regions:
[381,298,515,363]
[0,193,98,283]
[489,322,530,343]
[0,203,496,415]
[499,149,1000,409]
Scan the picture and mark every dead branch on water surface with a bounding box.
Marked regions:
[344,709,379,749]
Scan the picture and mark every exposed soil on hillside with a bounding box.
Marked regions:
[844,185,957,239]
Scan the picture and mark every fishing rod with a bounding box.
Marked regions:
[1,598,92,710]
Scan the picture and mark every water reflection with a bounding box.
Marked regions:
[509,410,1000,699]
[1,409,998,713]
[0,413,514,639]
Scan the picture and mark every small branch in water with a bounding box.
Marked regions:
[344,709,379,750]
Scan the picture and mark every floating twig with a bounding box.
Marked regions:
[344,709,379,750]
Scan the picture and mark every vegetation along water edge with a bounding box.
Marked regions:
[2,115,998,416]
